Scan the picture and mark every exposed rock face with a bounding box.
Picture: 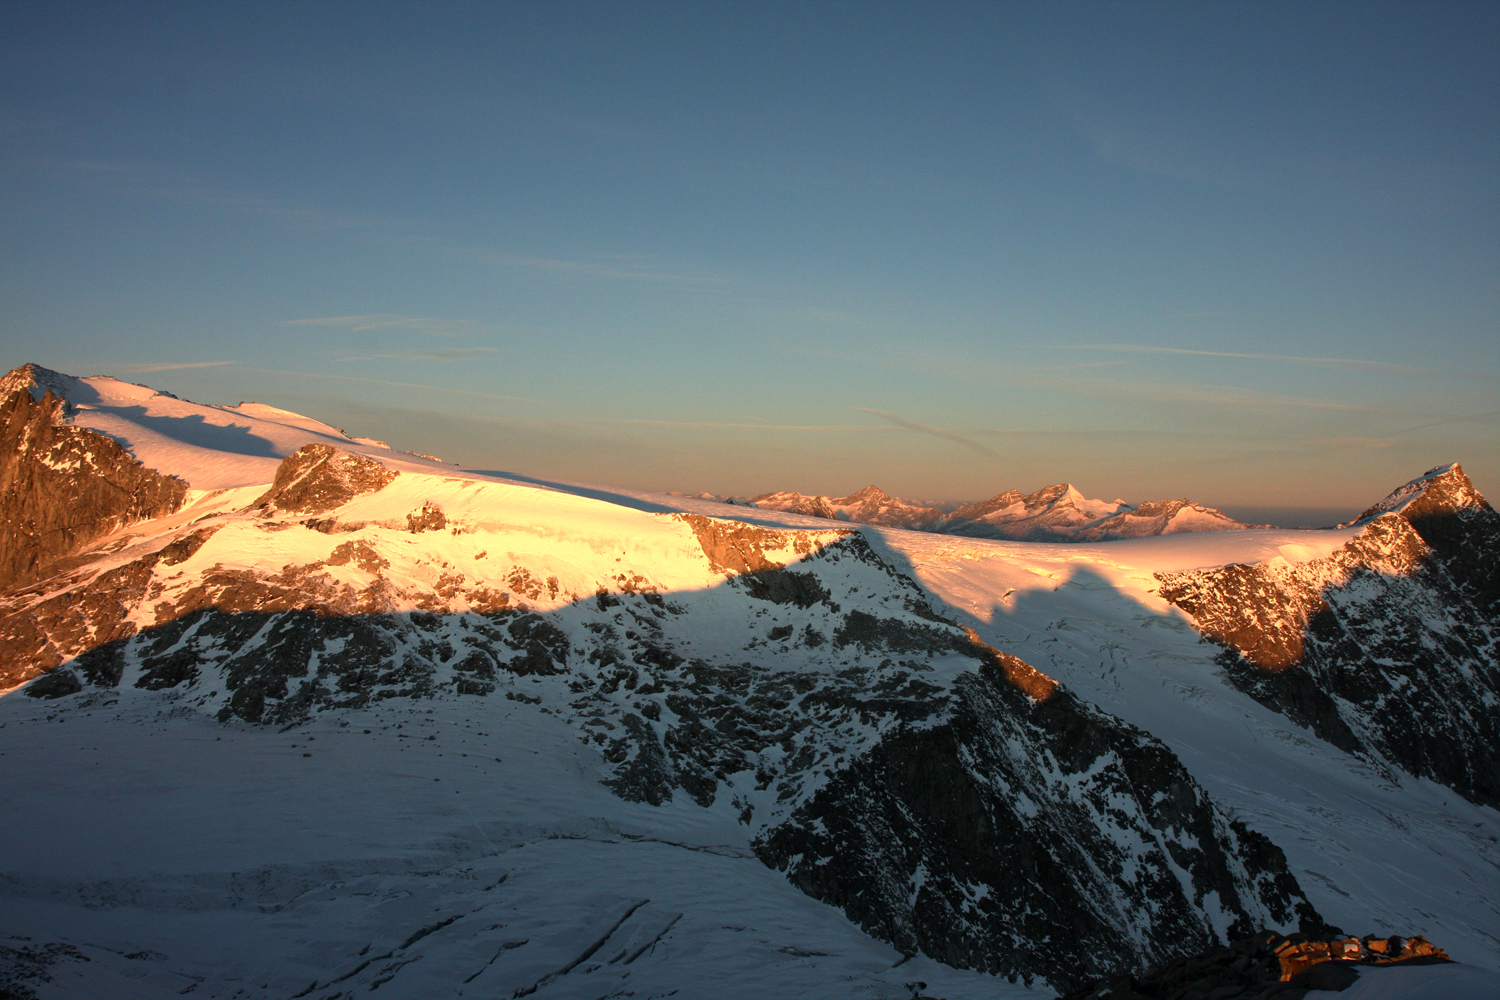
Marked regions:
[254,444,396,515]
[406,500,448,533]
[1355,462,1500,621]
[755,649,1315,989]
[1157,465,1500,808]
[0,367,186,591]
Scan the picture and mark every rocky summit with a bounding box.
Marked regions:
[0,364,1496,999]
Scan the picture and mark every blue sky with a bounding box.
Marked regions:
[2,1,1496,520]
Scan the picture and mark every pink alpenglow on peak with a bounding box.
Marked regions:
[750,480,1262,541]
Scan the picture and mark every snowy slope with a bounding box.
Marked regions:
[1,365,1496,998]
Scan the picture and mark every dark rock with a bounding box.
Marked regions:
[756,652,1315,991]
[406,501,447,533]
[254,444,395,515]
[22,666,82,699]
[1289,962,1358,991]
[0,367,186,591]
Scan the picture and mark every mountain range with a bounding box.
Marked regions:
[749,484,1269,541]
[0,363,1496,1000]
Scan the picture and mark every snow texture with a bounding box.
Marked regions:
[1,366,1496,998]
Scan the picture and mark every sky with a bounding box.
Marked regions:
[2,1,1496,523]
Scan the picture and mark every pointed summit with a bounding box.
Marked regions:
[1355,463,1489,524]
[840,485,891,503]
[0,363,86,407]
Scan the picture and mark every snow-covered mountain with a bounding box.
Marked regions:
[750,484,949,530]
[749,481,1263,541]
[1,364,1496,999]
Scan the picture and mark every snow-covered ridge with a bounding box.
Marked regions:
[751,484,948,530]
[0,362,458,490]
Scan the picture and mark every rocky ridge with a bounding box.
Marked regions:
[1157,464,1500,808]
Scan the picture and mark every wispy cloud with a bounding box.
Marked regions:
[602,418,863,431]
[241,367,539,403]
[856,408,998,458]
[284,315,487,336]
[338,347,497,362]
[1060,343,1449,377]
[1388,409,1500,436]
[110,360,237,373]
[1032,360,1137,372]
[147,184,388,230]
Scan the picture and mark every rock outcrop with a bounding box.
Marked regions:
[0,365,186,592]
[254,444,396,515]
[1157,465,1500,808]
[755,646,1315,990]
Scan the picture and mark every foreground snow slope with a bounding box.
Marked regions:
[0,690,1025,1000]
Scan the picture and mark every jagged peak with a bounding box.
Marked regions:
[841,484,891,503]
[0,363,85,407]
[1355,463,1489,524]
[1025,482,1077,506]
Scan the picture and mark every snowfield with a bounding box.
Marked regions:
[0,366,1496,999]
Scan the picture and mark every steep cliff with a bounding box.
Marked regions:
[1157,465,1499,808]
[0,366,186,591]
